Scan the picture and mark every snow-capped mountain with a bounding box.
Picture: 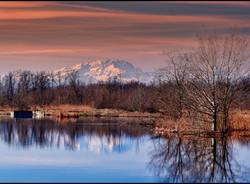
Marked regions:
[0,59,154,85]
[54,59,154,84]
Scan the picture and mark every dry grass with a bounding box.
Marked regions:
[31,104,162,118]
[0,105,11,111]
[153,117,210,136]
[34,104,94,116]
[229,110,250,130]
[0,105,12,116]
[153,110,250,136]
[0,104,162,118]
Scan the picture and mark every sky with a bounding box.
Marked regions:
[0,1,250,72]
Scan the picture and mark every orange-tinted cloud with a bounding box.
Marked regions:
[0,3,247,28]
[0,10,245,27]
[0,1,249,72]
[0,1,53,8]
[0,48,97,55]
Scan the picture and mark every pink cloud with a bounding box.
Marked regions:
[0,1,53,8]
[0,48,97,55]
[0,3,247,29]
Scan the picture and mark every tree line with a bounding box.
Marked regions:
[0,70,159,113]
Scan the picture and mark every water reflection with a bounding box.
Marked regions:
[148,134,250,182]
[0,118,150,153]
[0,118,249,182]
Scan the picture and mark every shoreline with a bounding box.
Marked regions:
[152,110,250,137]
[0,105,249,138]
[0,104,163,119]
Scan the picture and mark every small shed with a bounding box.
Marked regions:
[10,111,33,118]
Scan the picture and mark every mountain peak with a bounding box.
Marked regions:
[86,59,132,68]
[71,63,83,70]
[54,59,154,84]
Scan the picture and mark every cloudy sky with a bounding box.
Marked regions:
[0,1,250,72]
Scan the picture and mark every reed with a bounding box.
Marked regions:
[229,110,250,131]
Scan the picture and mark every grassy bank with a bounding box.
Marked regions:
[0,104,163,119]
[229,110,250,131]
[0,105,249,137]
[153,110,250,137]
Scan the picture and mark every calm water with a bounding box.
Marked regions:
[0,117,249,183]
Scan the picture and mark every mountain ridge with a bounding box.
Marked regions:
[54,59,154,84]
[0,59,155,85]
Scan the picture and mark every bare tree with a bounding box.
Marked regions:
[3,72,16,107]
[184,33,249,131]
[159,51,190,119]
[15,70,33,109]
[67,71,82,104]
[32,71,51,105]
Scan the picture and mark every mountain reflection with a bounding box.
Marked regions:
[1,117,250,182]
[0,118,150,153]
[148,134,250,183]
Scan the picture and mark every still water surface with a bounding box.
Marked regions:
[0,117,249,182]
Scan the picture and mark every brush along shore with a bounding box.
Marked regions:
[0,104,163,118]
[152,110,250,137]
[0,105,249,137]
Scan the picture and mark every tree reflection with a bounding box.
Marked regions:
[0,118,149,153]
[148,134,250,183]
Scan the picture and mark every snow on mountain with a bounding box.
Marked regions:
[0,59,154,85]
[53,59,154,84]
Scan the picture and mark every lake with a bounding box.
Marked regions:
[0,117,249,183]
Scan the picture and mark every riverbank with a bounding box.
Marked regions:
[0,105,249,137]
[0,104,163,119]
[152,110,250,137]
